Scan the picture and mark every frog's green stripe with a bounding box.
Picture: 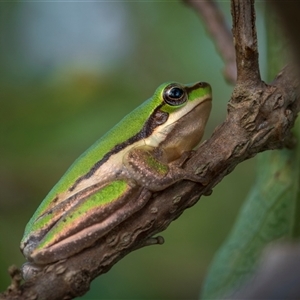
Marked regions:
[69,104,167,191]
[36,180,109,222]
[36,180,129,251]
[23,180,117,248]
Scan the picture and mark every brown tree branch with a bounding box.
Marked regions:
[232,0,261,85]
[1,0,300,299]
[184,0,237,84]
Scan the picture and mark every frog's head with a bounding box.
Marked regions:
[148,81,212,161]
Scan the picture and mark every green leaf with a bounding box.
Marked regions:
[201,129,300,299]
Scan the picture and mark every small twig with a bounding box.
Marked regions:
[7,266,22,292]
[184,0,237,84]
[231,0,261,85]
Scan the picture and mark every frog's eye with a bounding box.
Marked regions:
[163,84,187,106]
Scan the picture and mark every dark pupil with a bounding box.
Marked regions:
[169,87,183,99]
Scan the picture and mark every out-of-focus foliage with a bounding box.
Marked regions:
[0,2,256,299]
[201,147,300,299]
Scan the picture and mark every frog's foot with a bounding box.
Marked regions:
[169,150,196,168]
[124,146,208,191]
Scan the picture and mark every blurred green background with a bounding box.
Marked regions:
[0,1,265,299]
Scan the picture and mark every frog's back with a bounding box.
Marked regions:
[29,94,162,218]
